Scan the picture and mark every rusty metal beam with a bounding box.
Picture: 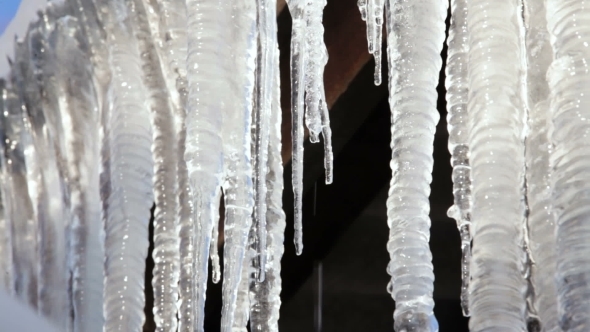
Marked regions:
[277,0,286,13]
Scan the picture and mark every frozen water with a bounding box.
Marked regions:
[1,1,589,331]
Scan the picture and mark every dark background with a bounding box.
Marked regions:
[144,0,470,330]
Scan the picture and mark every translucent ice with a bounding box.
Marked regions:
[546,0,590,330]
[466,0,528,330]
[384,0,447,330]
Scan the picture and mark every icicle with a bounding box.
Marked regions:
[41,16,104,332]
[1,78,38,309]
[210,219,222,284]
[251,0,279,283]
[546,1,590,330]
[96,0,155,330]
[68,0,111,102]
[184,0,228,329]
[466,0,528,330]
[232,243,253,332]
[144,0,187,115]
[286,0,333,255]
[177,143,195,332]
[521,0,559,331]
[141,1,194,329]
[126,0,181,330]
[287,0,306,255]
[302,6,324,144]
[0,166,11,294]
[358,0,385,85]
[219,2,257,331]
[11,25,71,329]
[303,1,334,177]
[249,52,285,332]
[384,0,446,331]
[444,0,472,317]
[0,81,15,294]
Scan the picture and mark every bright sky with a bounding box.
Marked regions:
[0,0,21,35]
[0,0,46,78]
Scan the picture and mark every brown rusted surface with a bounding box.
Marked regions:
[277,0,286,13]
[278,0,373,163]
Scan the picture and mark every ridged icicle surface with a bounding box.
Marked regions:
[523,0,560,330]
[546,1,590,331]
[466,0,528,330]
[445,0,472,317]
[384,0,447,331]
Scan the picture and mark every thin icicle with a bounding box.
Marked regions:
[384,0,447,331]
[249,52,285,332]
[287,0,306,255]
[0,81,15,295]
[219,1,257,331]
[0,158,12,294]
[97,0,155,330]
[127,0,181,330]
[444,0,471,317]
[251,0,279,283]
[466,0,528,330]
[184,0,227,329]
[232,243,254,332]
[286,0,333,255]
[358,0,385,85]
[302,0,333,183]
[303,1,333,180]
[177,139,195,332]
[210,219,221,284]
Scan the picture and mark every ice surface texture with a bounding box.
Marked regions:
[466,0,528,331]
[384,0,447,331]
[547,0,590,331]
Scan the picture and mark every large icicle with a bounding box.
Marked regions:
[0,80,38,309]
[357,0,385,85]
[12,26,71,328]
[522,0,559,331]
[142,0,194,329]
[184,0,226,329]
[444,0,472,317]
[98,0,155,330]
[249,54,286,332]
[384,0,446,330]
[219,2,256,331]
[546,1,590,330]
[128,0,181,330]
[286,0,333,255]
[466,0,528,330]
[42,15,104,332]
